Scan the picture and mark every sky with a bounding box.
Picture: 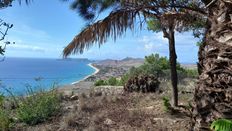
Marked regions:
[0,0,199,63]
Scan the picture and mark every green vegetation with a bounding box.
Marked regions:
[17,90,61,125]
[162,97,171,112]
[0,93,4,107]
[0,93,12,130]
[0,108,12,131]
[123,54,198,83]
[95,53,198,87]
[135,54,197,79]
[94,77,122,86]
[0,84,61,130]
[94,79,106,86]
[211,119,232,131]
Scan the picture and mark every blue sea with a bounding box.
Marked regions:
[0,57,95,95]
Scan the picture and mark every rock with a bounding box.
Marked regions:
[70,95,79,100]
[65,105,74,110]
[104,118,115,125]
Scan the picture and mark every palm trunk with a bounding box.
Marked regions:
[193,0,232,130]
[168,28,178,107]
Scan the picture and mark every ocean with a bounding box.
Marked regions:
[0,57,95,95]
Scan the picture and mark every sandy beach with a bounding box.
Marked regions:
[71,63,100,85]
[58,63,100,95]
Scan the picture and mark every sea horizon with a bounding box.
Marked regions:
[0,57,96,95]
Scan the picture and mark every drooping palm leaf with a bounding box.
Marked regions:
[63,0,207,58]
[68,0,119,20]
[63,9,141,57]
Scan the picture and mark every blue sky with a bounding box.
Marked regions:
[0,0,199,63]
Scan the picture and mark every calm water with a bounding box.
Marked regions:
[0,57,95,95]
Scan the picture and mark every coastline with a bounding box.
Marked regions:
[71,63,99,85]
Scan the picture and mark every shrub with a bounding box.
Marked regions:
[107,77,118,86]
[94,77,122,86]
[0,94,12,131]
[185,69,198,78]
[120,74,129,86]
[121,54,198,85]
[0,93,4,107]
[162,97,171,112]
[94,80,106,86]
[16,90,61,125]
[0,109,12,131]
[124,74,160,93]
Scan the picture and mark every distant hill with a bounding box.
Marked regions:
[181,63,197,69]
[96,57,144,67]
[96,57,197,69]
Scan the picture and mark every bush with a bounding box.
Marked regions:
[16,90,61,125]
[162,97,171,112]
[107,77,118,86]
[185,69,198,78]
[0,94,12,131]
[94,80,106,86]
[122,54,198,84]
[120,74,129,86]
[0,108,12,131]
[0,93,4,107]
[94,77,122,86]
[124,74,160,93]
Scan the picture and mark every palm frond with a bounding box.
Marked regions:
[63,9,140,57]
[211,119,232,131]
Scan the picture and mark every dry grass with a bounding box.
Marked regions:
[18,80,195,131]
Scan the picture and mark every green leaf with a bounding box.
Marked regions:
[211,119,232,131]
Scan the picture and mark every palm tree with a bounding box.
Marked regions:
[63,0,205,107]
[193,0,232,130]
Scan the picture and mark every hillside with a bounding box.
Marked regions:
[96,57,144,67]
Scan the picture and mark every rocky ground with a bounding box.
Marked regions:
[18,84,194,131]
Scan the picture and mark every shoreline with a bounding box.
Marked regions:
[71,63,99,85]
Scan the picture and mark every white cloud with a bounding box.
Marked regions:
[138,32,168,53]
[144,42,155,51]
[7,43,46,52]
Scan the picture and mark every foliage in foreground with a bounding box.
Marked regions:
[211,119,232,131]
[162,97,172,112]
[0,108,12,130]
[17,90,61,125]
[0,84,61,130]
[0,92,12,130]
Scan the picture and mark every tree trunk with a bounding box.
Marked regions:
[168,27,178,107]
[193,0,232,130]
